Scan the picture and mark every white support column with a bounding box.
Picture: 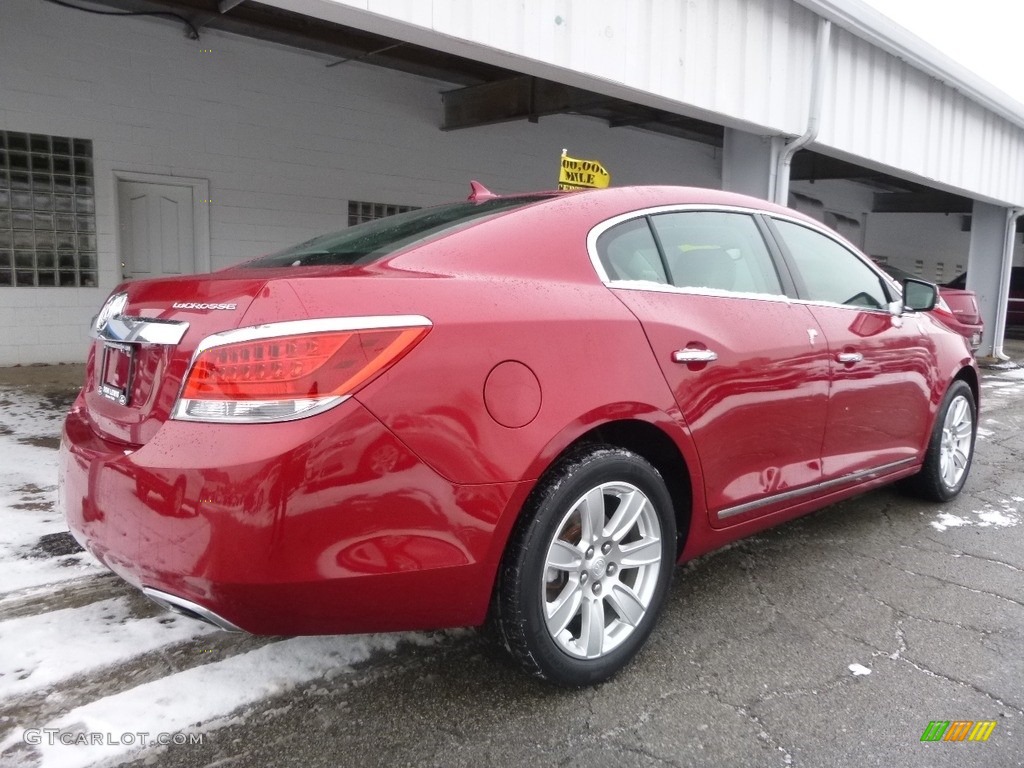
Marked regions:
[721,129,783,202]
[965,201,1016,359]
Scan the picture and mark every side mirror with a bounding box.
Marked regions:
[902,278,938,312]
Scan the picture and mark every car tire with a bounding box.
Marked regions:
[492,446,676,686]
[900,380,976,502]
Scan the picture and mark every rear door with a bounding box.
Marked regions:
[766,217,935,479]
[596,210,830,525]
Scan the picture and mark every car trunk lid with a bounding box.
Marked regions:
[939,288,981,325]
[84,276,269,445]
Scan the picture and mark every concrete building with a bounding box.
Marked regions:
[2,0,1022,364]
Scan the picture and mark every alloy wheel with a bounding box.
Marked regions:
[939,394,973,489]
[541,481,663,659]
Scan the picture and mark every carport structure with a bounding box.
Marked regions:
[6,0,1024,362]
[82,0,1024,355]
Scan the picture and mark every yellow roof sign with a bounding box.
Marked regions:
[558,151,611,191]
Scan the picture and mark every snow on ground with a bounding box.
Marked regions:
[0,597,215,699]
[980,368,1024,402]
[2,363,1023,767]
[931,500,1020,531]
[0,388,68,440]
[0,390,105,597]
[930,513,970,531]
[1,632,453,768]
[0,385,461,768]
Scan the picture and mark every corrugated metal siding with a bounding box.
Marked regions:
[338,0,818,134]
[819,27,1024,204]
[294,0,1024,204]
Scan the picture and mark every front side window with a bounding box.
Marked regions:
[650,211,783,295]
[773,219,889,309]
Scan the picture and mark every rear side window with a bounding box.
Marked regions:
[247,196,553,268]
[773,219,889,309]
[595,218,668,284]
[650,212,783,295]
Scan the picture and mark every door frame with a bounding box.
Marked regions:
[112,170,211,278]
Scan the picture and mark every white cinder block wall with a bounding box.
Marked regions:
[864,213,1024,284]
[0,0,721,365]
[789,178,1024,284]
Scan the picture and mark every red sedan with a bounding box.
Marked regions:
[60,185,978,686]
[946,267,1024,331]
[881,265,983,349]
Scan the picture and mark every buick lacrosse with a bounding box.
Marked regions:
[61,185,978,685]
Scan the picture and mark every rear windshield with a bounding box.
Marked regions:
[246,196,552,268]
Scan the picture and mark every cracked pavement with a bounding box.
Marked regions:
[2,360,1023,768]
[116,363,1024,768]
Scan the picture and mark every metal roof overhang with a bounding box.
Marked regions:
[793,0,1024,134]
[72,0,727,145]
[67,0,1011,209]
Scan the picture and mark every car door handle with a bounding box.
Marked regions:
[672,348,718,364]
[836,352,863,364]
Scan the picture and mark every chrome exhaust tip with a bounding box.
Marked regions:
[142,587,244,633]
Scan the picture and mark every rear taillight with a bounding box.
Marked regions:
[173,316,430,423]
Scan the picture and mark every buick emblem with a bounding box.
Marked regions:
[94,292,128,334]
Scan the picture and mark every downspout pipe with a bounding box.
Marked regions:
[773,18,832,205]
[991,206,1023,360]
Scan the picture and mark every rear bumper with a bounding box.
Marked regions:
[968,327,983,350]
[940,317,983,350]
[60,396,523,635]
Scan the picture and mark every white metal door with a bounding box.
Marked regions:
[117,181,196,279]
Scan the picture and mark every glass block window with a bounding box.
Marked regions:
[0,131,97,287]
[348,200,418,226]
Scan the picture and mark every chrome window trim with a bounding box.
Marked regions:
[587,203,771,286]
[786,296,896,315]
[92,315,190,345]
[586,203,873,304]
[761,210,865,250]
[186,314,433,364]
[587,203,902,311]
[606,280,794,305]
[716,457,918,521]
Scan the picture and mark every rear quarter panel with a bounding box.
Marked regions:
[284,201,691,488]
[283,194,707,581]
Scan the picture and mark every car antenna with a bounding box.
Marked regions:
[468,180,497,202]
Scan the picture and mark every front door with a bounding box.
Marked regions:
[769,218,935,479]
[117,180,196,280]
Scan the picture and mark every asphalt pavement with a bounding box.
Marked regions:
[1,354,1023,768]
[130,357,1024,768]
